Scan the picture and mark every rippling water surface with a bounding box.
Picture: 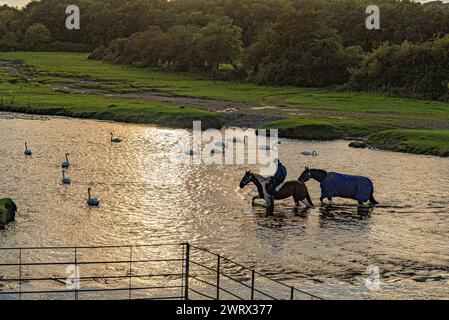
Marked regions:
[0,113,448,299]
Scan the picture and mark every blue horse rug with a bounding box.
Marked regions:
[320,172,374,202]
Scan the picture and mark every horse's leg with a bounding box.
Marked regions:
[252,196,259,207]
[369,191,379,205]
[293,194,301,212]
[267,203,274,215]
[306,193,314,207]
[265,196,274,215]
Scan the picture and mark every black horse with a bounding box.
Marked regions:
[298,167,378,205]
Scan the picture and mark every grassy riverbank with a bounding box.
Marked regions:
[367,130,449,157]
[0,81,220,128]
[1,52,449,156]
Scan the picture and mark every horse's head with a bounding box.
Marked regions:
[298,167,311,183]
[239,170,253,188]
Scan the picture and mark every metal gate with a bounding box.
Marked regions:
[0,243,322,300]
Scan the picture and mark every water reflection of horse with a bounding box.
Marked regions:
[239,171,313,214]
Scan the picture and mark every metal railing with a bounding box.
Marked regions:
[0,243,322,300]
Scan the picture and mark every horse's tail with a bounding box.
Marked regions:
[306,193,314,207]
[298,181,314,207]
[369,182,379,205]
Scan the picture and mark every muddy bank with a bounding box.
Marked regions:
[51,83,286,128]
[0,105,221,130]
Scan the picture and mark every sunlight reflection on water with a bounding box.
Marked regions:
[0,112,448,299]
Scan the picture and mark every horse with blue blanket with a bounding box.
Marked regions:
[298,167,378,205]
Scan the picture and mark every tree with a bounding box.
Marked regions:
[195,18,243,77]
[0,31,19,51]
[167,25,201,71]
[348,36,449,100]
[257,10,363,87]
[0,22,7,37]
[242,27,273,74]
[23,23,52,51]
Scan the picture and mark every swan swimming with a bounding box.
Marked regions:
[110,133,124,143]
[186,147,200,156]
[87,188,100,206]
[211,144,226,155]
[62,153,70,168]
[24,142,32,156]
[301,151,318,157]
[62,170,71,185]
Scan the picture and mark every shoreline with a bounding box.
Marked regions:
[1,52,448,158]
[2,108,448,158]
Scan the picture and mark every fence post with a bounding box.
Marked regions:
[19,248,22,301]
[184,243,190,300]
[216,255,221,300]
[74,247,78,301]
[290,286,295,300]
[128,246,133,300]
[251,270,255,300]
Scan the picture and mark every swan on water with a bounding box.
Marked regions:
[301,151,318,156]
[211,144,226,155]
[62,170,71,185]
[87,188,100,206]
[62,153,70,168]
[110,133,124,143]
[24,142,32,156]
[186,147,200,156]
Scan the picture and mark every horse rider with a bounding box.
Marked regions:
[272,158,287,191]
[268,159,287,212]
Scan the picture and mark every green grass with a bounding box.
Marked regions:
[367,130,449,157]
[0,198,16,227]
[1,52,449,156]
[264,118,392,139]
[0,53,220,128]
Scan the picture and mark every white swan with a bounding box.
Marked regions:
[62,170,71,185]
[87,188,100,206]
[301,151,318,157]
[211,144,226,155]
[110,133,124,143]
[62,153,70,168]
[214,141,226,148]
[24,142,32,156]
[231,137,243,143]
[185,147,200,156]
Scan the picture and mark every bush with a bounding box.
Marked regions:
[348,37,449,100]
[23,23,52,51]
[254,10,364,87]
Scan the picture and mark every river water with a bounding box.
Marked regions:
[0,112,448,299]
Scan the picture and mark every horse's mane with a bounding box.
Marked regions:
[310,169,327,175]
[252,173,270,183]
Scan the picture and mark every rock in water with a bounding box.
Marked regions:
[0,198,17,229]
[349,141,368,149]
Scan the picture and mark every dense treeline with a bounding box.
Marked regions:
[348,36,449,100]
[1,0,449,99]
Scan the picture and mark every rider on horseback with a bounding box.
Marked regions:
[274,159,287,189]
[270,158,287,194]
[265,158,287,213]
